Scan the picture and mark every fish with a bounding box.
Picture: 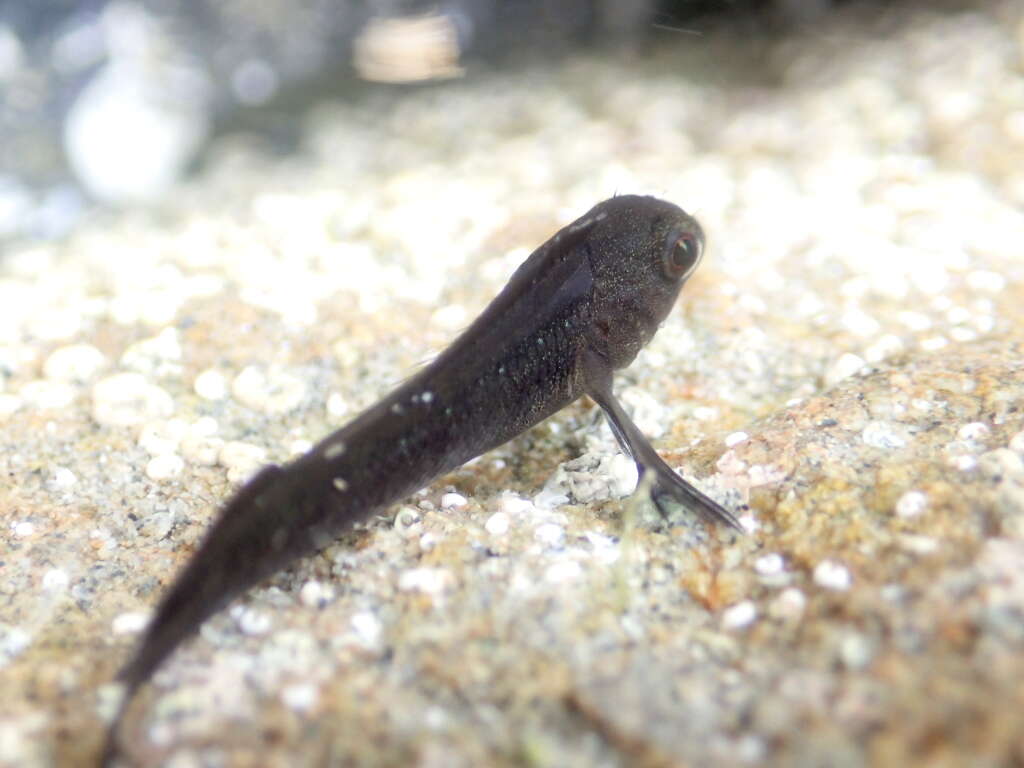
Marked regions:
[101,194,741,763]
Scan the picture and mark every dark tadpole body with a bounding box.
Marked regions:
[102,194,741,764]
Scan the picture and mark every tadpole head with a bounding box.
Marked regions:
[581,195,706,369]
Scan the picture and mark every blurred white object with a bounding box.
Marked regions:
[353,12,464,83]
[62,3,211,204]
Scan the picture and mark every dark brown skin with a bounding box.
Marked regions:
[102,194,741,764]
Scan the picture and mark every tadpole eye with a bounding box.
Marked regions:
[663,231,702,280]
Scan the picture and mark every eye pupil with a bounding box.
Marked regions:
[664,231,702,279]
[674,237,694,268]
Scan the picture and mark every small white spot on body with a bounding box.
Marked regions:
[333,477,349,492]
[324,441,346,460]
[420,390,434,403]
[271,527,288,550]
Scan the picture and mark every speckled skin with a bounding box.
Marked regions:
[103,195,739,763]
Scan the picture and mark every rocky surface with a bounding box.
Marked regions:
[3,1,1024,766]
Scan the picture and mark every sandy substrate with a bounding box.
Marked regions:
[3,2,1024,766]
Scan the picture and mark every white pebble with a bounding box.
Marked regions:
[52,467,77,488]
[13,521,34,537]
[824,353,865,386]
[813,560,852,591]
[146,453,184,480]
[498,495,532,516]
[839,633,874,670]
[19,379,76,409]
[193,369,227,400]
[544,559,582,583]
[398,567,452,594]
[0,394,22,417]
[607,453,639,497]
[754,553,784,576]
[138,418,188,455]
[864,334,904,363]
[895,490,927,518]
[966,270,1005,293]
[232,365,305,414]
[289,439,313,455]
[840,308,880,337]
[949,454,978,471]
[111,611,150,635]
[92,373,173,427]
[769,588,806,621]
[43,344,106,381]
[41,569,69,591]
[326,392,348,418]
[190,416,219,436]
[898,534,939,554]
[219,441,267,479]
[693,406,718,421]
[234,607,272,636]
[956,422,990,442]
[351,611,382,648]
[739,514,761,533]
[281,683,318,713]
[1010,431,1024,454]
[722,600,758,630]
[120,328,182,374]
[897,310,932,332]
[440,492,467,509]
[724,431,749,447]
[534,522,565,547]
[29,307,81,341]
[179,434,224,466]
[484,512,510,536]
[861,421,907,449]
[299,580,334,608]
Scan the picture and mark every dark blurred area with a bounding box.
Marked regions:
[0,0,857,242]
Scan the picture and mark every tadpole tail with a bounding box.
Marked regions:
[102,459,356,765]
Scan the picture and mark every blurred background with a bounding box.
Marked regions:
[0,0,902,244]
